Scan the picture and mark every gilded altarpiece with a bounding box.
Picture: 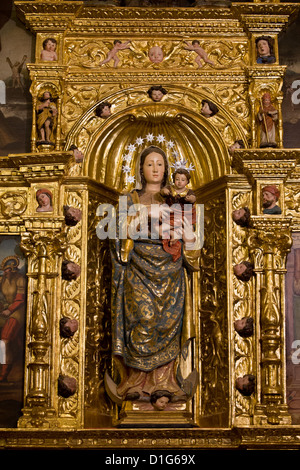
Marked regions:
[0,0,299,450]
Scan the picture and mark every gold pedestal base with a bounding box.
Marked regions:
[117,400,196,428]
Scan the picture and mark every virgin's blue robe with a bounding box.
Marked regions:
[110,191,199,373]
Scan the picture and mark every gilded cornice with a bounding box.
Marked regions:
[231,2,300,34]
[69,9,244,37]
[233,148,300,161]
[246,66,287,80]
[15,0,83,15]
[15,1,83,32]
[67,20,244,37]
[16,2,298,36]
[0,152,73,183]
[250,215,292,233]
[27,65,248,84]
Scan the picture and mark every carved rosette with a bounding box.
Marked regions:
[248,216,292,425]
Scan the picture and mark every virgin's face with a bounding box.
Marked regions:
[143,152,165,186]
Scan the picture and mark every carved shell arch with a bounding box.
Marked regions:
[65,85,248,191]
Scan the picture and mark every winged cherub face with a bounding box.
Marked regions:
[148,46,164,63]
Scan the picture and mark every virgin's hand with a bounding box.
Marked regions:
[149,204,172,222]
[182,215,196,244]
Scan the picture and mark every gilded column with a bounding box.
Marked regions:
[249,216,292,425]
[18,221,67,428]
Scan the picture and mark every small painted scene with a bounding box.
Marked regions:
[0,236,27,427]
[0,0,33,156]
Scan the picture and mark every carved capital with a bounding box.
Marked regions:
[248,216,292,257]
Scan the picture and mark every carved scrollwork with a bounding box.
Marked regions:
[0,191,27,218]
[65,39,249,70]
[285,183,300,219]
[85,195,113,420]
[231,190,254,421]
[58,190,83,422]
[200,196,228,421]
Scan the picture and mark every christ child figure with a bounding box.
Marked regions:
[160,168,196,261]
[184,40,215,68]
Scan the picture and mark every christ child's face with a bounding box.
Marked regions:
[174,173,188,191]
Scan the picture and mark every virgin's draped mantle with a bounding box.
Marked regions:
[110,190,199,372]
